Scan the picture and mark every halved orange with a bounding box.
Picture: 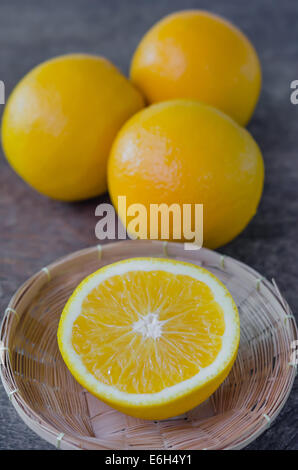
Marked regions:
[58,258,240,419]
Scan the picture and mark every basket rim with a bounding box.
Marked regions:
[1,240,297,450]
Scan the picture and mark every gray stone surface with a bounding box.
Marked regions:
[0,0,297,450]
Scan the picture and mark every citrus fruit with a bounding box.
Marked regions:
[108,100,264,249]
[58,257,240,419]
[130,10,261,125]
[1,54,144,201]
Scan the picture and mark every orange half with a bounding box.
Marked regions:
[58,258,239,419]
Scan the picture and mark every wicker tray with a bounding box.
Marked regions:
[0,240,297,450]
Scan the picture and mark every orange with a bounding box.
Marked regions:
[130,10,261,125]
[58,257,240,419]
[108,100,264,249]
[1,54,144,201]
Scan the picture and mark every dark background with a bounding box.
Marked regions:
[0,0,297,450]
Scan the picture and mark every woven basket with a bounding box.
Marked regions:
[0,240,297,450]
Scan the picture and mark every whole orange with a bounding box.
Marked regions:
[1,54,144,201]
[130,10,261,126]
[108,100,264,249]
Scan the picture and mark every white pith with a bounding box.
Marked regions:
[59,258,239,406]
[132,312,164,339]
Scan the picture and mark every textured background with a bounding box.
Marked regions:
[0,0,297,450]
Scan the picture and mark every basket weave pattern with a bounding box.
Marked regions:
[1,240,297,449]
